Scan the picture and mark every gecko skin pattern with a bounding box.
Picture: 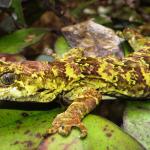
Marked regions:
[0,28,149,137]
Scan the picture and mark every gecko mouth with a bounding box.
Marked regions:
[0,88,40,102]
[0,87,53,102]
[0,93,41,102]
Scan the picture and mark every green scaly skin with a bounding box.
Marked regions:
[0,28,149,137]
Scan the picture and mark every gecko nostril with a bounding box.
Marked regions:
[37,88,46,92]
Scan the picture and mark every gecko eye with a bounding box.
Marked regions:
[0,73,16,85]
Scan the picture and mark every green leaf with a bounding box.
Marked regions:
[121,40,134,56]
[0,28,48,54]
[39,114,144,150]
[123,101,150,150]
[11,0,26,26]
[54,36,70,56]
[0,107,144,150]
[0,108,61,150]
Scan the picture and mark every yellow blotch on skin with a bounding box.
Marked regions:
[65,63,77,79]
[124,70,137,85]
[141,67,150,86]
[15,80,25,88]
[10,87,22,97]
[97,62,118,82]
[25,85,38,95]
[52,67,59,76]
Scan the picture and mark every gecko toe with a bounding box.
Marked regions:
[47,126,58,135]
[76,123,87,138]
[47,113,87,138]
[58,124,72,136]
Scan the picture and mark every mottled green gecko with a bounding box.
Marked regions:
[0,28,149,137]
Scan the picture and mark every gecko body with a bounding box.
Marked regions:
[0,28,149,137]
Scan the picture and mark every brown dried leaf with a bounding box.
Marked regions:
[0,54,25,62]
[33,11,64,30]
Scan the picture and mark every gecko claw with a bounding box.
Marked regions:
[76,123,87,138]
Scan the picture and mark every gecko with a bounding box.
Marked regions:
[0,28,149,138]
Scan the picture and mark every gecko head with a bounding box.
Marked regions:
[0,60,53,102]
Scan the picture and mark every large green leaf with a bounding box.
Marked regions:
[39,114,144,150]
[123,101,150,150]
[0,107,61,150]
[0,107,144,150]
[0,28,48,54]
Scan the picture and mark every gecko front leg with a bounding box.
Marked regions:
[48,87,102,138]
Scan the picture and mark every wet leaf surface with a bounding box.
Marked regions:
[0,107,144,150]
[0,28,48,54]
[123,101,150,150]
[0,107,61,150]
[39,114,144,150]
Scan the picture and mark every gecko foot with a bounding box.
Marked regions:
[48,112,87,138]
